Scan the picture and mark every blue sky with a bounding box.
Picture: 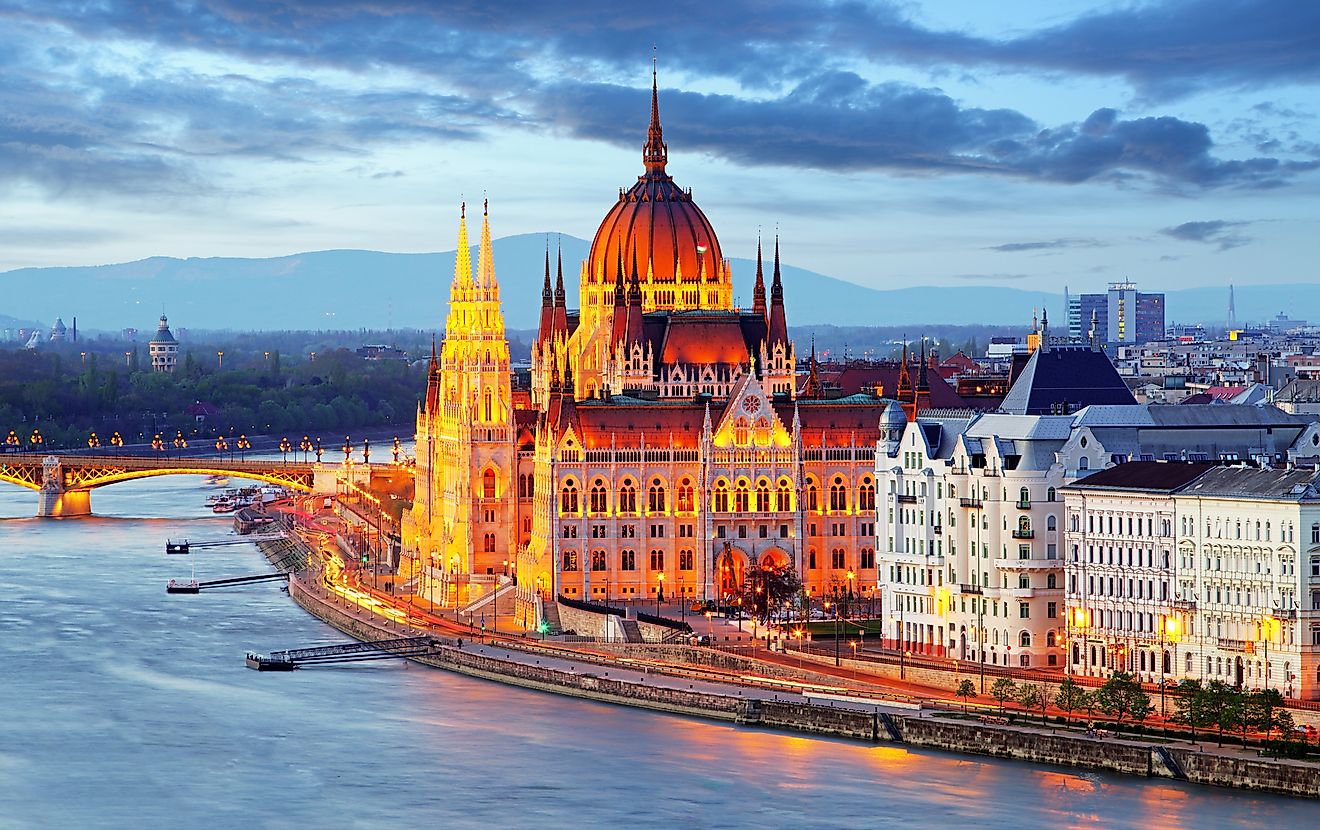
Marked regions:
[1,0,1317,296]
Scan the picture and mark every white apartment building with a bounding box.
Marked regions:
[877,402,1315,676]
[1064,462,1320,700]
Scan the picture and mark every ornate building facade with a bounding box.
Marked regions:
[406,75,905,627]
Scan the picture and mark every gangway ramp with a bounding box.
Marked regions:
[245,636,440,671]
[167,572,289,594]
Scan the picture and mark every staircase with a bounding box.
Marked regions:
[459,581,516,618]
[539,600,563,635]
[1151,745,1188,780]
[619,619,644,643]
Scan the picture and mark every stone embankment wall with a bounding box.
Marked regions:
[554,603,681,643]
[280,563,1320,800]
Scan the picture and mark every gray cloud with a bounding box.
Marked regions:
[988,238,1106,252]
[1160,220,1253,250]
[1,1,1316,198]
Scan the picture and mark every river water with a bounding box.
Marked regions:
[0,476,1311,829]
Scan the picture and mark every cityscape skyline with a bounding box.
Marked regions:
[1,0,1317,296]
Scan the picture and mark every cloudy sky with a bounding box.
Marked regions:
[2,0,1317,295]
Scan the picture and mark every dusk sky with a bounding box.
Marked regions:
[2,0,1317,296]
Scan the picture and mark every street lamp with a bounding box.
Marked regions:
[1159,613,1180,715]
[237,434,251,460]
[392,436,401,464]
[151,433,165,456]
[216,350,224,369]
[5,431,19,451]
[342,436,352,465]
[656,572,665,616]
[362,438,370,464]
[215,435,229,458]
[30,429,43,449]
[110,431,123,449]
[173,431,187,453]
[87,432,100,451]
[279,437,292,462]
[1261,614,1276,691]
[314,437,324,463]
[300,435,312,463]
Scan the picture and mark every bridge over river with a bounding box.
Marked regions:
[0,453,343,516]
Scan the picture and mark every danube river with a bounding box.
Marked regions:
[0,476,1312,828]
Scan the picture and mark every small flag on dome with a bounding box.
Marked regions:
[696,245,707,254]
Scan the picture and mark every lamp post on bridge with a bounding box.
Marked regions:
[215,435,229,460]
[30,429,43,451]
[151,433,165,458]
[362,438,370,465]
[174,431,187,455]
[342,436,352,465]
[5,431,20,452]
[279,437,292,463]
[314,438,324,463]
[110,432,123,451]
[392,436,401,464]
[236,434,251,461]
[299,435,312,463]
[87,432,100,452]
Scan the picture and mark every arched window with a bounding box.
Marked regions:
[517,473,528,499]
[560,481,579,514]
[754,417,770,446]
[734,480,750,513]
[806,480,820,512]
[1046,631,1056,647]
[734,417,749,446]
[1018,516,1031,534]
[483,533,496,553]
[1047,487,1056,502]
[713,480,729,512]
[1047,573,1057,589]
[829,476,847,512]
[1020,631,1031,648]
[776,479,792,512]
[755,479,771,512]
[482,469,496,499]
[1047,515,1057,531]
[859,478,875,512]
[677,479,694,512]
[1019,487,1030,506]
[619,480,637,514]
[590,479,608,514]
[648,478,666,513]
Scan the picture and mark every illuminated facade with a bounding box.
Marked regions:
[407,75,895,627]
[149,315,178,373]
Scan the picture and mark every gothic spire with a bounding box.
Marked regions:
[476,197,496,291]
[766,235,788,345]
[643,53,668,175]
[917,337,930,393]
[537,238,554,346]
[803,335,821,398]
[453,201,473,289]
[752,234,767,318]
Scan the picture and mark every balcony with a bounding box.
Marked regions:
[933,525,943,536]
[957,584,983,595]
[1016,500,1031,510]
[1172,598,1197,611]
[896,494,918,504]
[1012,530,1035,539]
[1217,638,1250,651]
[959,498,983,508]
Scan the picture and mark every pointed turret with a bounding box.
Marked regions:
[551,243,568,340]
[898,339,916,422]
[915,337,931,414]
[643,55,668,175]
[625,250,645,348]
[803,336,822,398]
[767,235,788,346]
[752,235,767,318]
[611,247,628,347]
[477,198,496,292]
[452,202,473,290]
[537,241,554,345]
[424,336,440,413]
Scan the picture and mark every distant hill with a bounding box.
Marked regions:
[0,236,1311,331]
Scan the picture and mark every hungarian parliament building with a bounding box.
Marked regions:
[402,76,921,628]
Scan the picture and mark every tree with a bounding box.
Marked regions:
[1017,683,1051,725]
[739,564,802,620]
[1054,676,1088,721]
[1201,680,1235,747]
[1171,679,1211,739]
[990,677,1017,713]
[956,679,976,712]
[1248,688,1286,745]
[1094,672,1152,727]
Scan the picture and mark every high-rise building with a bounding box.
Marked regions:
[1069,282,1165,345]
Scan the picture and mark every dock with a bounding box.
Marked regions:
[166,572,289,594]
[245,636,440,671]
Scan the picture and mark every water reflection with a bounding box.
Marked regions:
[0,477,1312,829]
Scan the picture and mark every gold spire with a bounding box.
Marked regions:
[453,201,473,289]
[477,196,496,293]
[643,52,667,174]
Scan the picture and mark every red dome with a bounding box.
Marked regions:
[585,71,725,294]
[588,177,723,286]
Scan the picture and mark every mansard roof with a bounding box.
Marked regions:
[571,396,707,449]
[1063,461,1218,493]
[802,361,968,408]
[998,345,1135,415]
[659,312,767,366]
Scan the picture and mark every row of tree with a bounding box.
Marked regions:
[955,673,1307,750]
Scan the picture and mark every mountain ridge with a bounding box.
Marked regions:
[0,234,1309,332]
